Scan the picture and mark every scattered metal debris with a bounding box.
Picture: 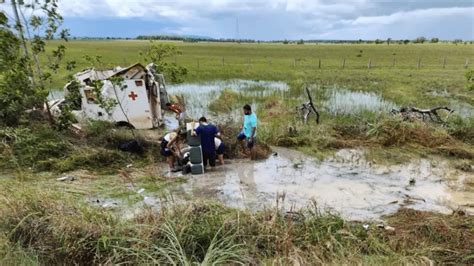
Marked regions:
[297,87,320,124]
[56,175,76,182]
[376,224,395,231]
[391,106,454,124]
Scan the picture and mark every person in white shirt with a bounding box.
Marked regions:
[215,137,225,165]
[160,131,185,170]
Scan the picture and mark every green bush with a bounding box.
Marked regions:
[446,116,474,145]
[0,126,72,170]
[0,123,140,172]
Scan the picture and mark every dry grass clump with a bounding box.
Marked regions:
[217,121,272,160]
[381,208,474,264]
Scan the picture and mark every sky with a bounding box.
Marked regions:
[2,0,474,40]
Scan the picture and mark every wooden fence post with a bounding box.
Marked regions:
[342,58,346,69]
[417,57,421,69]
[318,58,321,69]
[368,58,372,69]
[443,57,446,68]
[465,58,469,68]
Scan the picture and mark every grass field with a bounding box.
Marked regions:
[44,40,473,107]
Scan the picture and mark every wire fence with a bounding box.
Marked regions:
[161,56,473,70]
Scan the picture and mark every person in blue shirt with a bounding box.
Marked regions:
[193,117,220,168]
[237,104,257,157]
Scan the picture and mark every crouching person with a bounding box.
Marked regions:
[160,131,186,171]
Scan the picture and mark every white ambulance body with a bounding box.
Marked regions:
[59,63,169,129]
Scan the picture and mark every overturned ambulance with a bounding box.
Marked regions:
[51,63,169,129]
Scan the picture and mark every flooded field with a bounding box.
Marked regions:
[160,147,473,220]
[323,88,398,116]
[166,79,289,119]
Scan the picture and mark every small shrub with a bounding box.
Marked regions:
[208,89,240,113]
[0,126,72,170]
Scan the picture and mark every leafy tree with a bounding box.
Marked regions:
[430,37,439,43]
[282,39,289,44]
[403,39,410,45]
[387,38,392,45]
[296,39,304,45]
[140,42,188,83]
[1,11,45,126]
[0,1,72,126]
[374,39,384,44]
[414,36,426,43]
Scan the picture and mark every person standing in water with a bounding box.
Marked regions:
[215,137,225,165]
[237,104,257,158]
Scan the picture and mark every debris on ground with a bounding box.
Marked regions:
[297,87,320,124]
[390,106,454,124]
[56,175,76,182]
[376,223,395,231]
[118,139,144,154]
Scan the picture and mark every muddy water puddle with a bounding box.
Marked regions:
[165,147,473,220]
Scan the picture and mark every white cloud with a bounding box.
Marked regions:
[316,6,474,39]
[350,6,473,26]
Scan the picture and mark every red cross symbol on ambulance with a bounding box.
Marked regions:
[128,91,138,101]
